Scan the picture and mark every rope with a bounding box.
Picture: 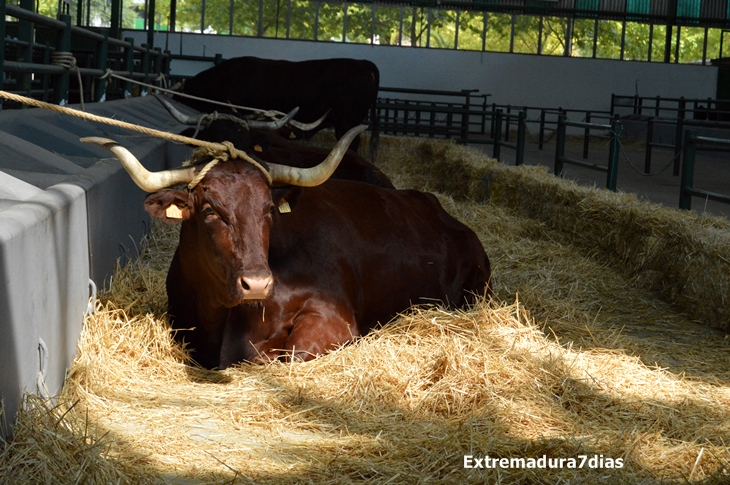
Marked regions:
[0,90,273,186]
[99,69,283,119]
[51,51,85,111]
[188,160,219,189]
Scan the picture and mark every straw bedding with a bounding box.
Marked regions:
[2,134,729,484]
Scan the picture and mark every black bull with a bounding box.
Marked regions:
[82,127,491,368]
[177,56,380,156]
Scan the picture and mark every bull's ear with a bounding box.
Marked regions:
[144,189,192,224]
[271,187,302,214]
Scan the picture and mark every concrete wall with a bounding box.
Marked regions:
[129,31,718,112]
[0,96,198,436]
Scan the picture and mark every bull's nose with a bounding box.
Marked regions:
[241,274,273,300]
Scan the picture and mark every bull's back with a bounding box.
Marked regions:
[181,57,378,122]
[270,181,490,334]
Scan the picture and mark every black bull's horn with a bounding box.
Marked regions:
[80,124,368,192]
[154,94,329,132]
[153,94,300,131]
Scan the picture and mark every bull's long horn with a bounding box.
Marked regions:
[247,107,299,130]
[268,124,368,187]
[288,109,330,132]
[154,94,203,125]
[81,137,196,192]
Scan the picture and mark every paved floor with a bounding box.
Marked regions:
[473,129,730,219]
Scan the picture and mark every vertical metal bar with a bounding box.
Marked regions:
[314,1,320,41]
[674,26,681,63]
[42,42,51,102]
[537,16,543,54]
[644,117,654,174]
[201,0,206,33]
[18,0,34,96]
[583,111,591,159]
[606,117,620,191]
[455,11,460,49]
[153,47,162,87]
[702,27,708,65]
[229,0,234,35]
[0,0,5,109]
[610,94,615,117]
[460,90,470,144]
[111,0,121,39]
[370,3,375,45]
[343,2,348,42]
[504,105,511,142]
[620,20,626,60]
[286,0,292,39]
[509,14,515,53]
[490,102,496,138]
[123,37,135,98]
[141,43,151,96]
[516,110,526,166]
[655,96,660,117]
[648,24,653,62]
[426,8,432,47]
[538,109,545,150]
[54,15,72,105]
[592,18,598,58]
[214,53,223,65]
[170,0,177,32]
[398,7,404,46]
[482,12,487,52]
[679,130,697,210]
[554,114,566,177]
[493,108,502,160]
[674,97,685,175]
[95,29,109,102]
[258,0,264,37]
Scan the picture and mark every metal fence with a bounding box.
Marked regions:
[1,4,169,108]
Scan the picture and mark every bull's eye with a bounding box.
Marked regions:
[202,205,216,217]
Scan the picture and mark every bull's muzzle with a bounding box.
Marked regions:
[240,274,273,300]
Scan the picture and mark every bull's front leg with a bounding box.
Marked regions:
[283,301,358,361]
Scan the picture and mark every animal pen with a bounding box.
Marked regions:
[1,94,730,482]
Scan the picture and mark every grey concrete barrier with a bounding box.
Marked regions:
[0,95,198,436]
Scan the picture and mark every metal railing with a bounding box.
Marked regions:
[2,5,169,108]
[554,114,622,191]
[679,130,730,210]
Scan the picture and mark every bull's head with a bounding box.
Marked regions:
[81,125,366,307]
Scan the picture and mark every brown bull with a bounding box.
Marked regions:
[83,127,490,369]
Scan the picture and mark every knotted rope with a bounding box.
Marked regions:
[51,51,85,110]
[185,141,272,188]
[0,90,273,187]
[99,69,283,119]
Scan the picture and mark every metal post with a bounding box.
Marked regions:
[147,0,156,48]
[54,15,72,105]
[606,117,620,191]
[679,130,697,210]
[516,110,526,166]
[123,37,135,98]
[153,47,162,88]
[644,117,654,173]
[505,105,511,142]
[493,108,502,160]
[674,96,685,175]
[0,0,6,109]
[583,111,591,159]
[490,103,496,138]
[95,29,109,102]
[111,0,121,39]
[42,42,51,102]
[538,109,545,150]
[554,114,566,177]
[460,90,471,144]
[141,44,151,96]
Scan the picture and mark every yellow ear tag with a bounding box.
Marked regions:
[254,144,263,152]
[166,204,183,219]
[289,132,296,139]
[278,199,291,214]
